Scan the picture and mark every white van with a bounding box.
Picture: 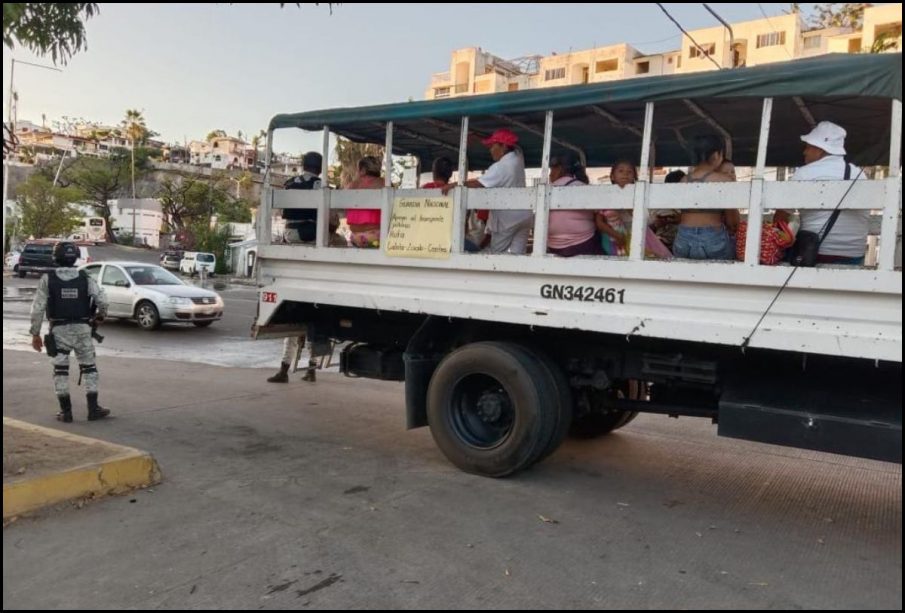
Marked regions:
[179,251,216,276]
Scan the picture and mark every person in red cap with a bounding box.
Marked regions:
[442,129,533,254]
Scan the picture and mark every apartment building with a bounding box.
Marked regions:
[425,5,902,100]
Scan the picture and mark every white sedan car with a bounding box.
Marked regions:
[82,261,224,330]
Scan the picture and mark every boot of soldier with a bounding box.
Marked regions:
[56,395,73,423]
[267,362,290,383]
[86,392,110,421]
[301,360,317,382]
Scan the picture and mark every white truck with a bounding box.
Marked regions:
[253,53,902,477]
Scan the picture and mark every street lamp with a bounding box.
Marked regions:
[3,58,62,257]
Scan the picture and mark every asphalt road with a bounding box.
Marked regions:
[2,352,900,609]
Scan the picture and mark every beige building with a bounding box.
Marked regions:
[425,5,902,100]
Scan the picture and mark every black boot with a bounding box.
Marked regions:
[87,392,110,421]
[301,360,317,382]
[267,362,290,383]
[56,395,73,423]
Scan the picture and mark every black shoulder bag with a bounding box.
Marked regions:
[790,162,851,267]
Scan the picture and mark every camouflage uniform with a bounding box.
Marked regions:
[30,267,108,418]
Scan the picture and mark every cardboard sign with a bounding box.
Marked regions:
[385,196,454,259]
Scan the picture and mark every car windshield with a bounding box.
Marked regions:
[125,265,183,286]
[197,254,215,263]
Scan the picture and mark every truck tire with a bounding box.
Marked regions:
[511,344,573,464]
[426,341,558,478]
[570,382,641,439]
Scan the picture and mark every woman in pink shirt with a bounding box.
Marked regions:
[345,156,384,247]
[547,152,603,257]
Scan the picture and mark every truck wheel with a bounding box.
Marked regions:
[427,341,558,478]
[570,382,641,439]
[511,344,573,464]
[135,301,161,331]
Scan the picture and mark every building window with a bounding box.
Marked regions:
[508,83,519,92]
[803,35,822,50]
[595,59,619,73]
[756,31,786,48]
[544,67,566,81]
[636,61,650,74]
[689,43,716,58]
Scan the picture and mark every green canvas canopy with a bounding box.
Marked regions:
[270,53,902,170]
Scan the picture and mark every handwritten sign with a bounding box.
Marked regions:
[385,196,454,259]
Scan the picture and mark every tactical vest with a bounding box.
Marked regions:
[47,271,91,323]
[282,174,319,224]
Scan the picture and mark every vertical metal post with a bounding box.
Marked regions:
[744,98,773,266]
[879,99,902,271]
[451,117,469,253]
[316,126,330,247]
[258,129,274,247]
[629,102,654,261]
[532,111,554,258]
[381,122,394,249]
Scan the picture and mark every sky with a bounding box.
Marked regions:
[3,3,831,155]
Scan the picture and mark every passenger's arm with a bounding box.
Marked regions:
[440,179,483,195]
[595,213,624,245]
[773,210,791,224]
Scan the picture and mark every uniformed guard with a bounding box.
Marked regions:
[29,241,110,422]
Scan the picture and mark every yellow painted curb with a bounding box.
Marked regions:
[3,418,162,519]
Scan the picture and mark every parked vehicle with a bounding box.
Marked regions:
[254,53,902,477]
[82,262,224,330]
[5,251,21,271]
[179,251,216,276]
[16,241,90,278]
[160,250,184,271]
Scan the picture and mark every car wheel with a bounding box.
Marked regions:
[135,301,161,331]
[193,321,214,328]
[17,269,26,278]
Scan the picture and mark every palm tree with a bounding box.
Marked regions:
[121,109,147,199]
[250,129,266,169]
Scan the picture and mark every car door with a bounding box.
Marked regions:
[100,265,133,317]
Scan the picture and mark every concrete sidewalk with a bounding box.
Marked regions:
[4,418,161,520]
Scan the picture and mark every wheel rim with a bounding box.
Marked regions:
[138,304,156,328]
[449,374,515,449]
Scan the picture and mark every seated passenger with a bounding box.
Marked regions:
[597,160,672,259]
[422,157,453,189]
[282,151,323,243]
[546,151,602,257]
[773,121,868,265]
[345,156,384,248]
[442,129,532,255]
[422,156,490,253]
[650,169,685,250]
[673,135,738,260]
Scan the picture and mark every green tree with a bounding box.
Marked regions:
[58,155,128,243]
[16,175,84,238]
[217,197,253,224]
[333,137,384,188]
[206,129,228,142]
[808,3,871,30]
[250,129,266,169]
[190,222,232,275]
[157,174,234,232]
[3,3,99,65]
